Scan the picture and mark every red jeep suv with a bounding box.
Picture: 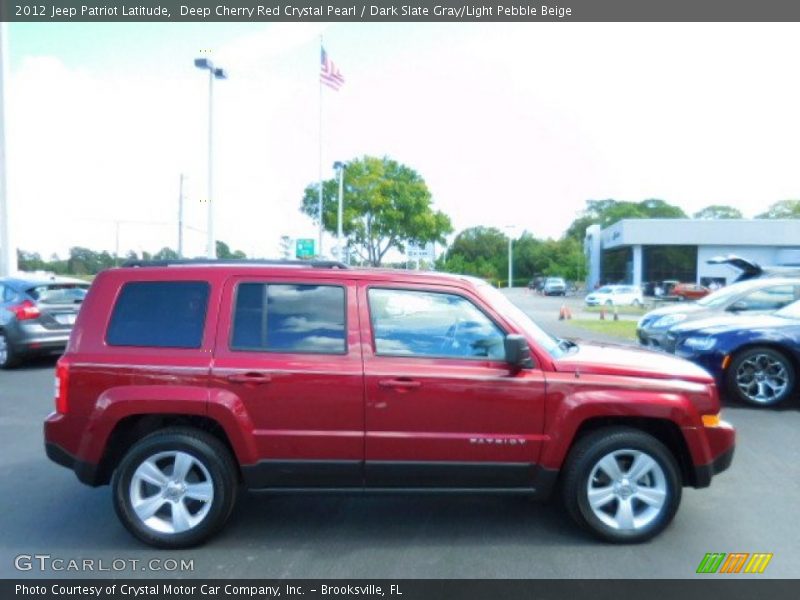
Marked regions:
[44,260,735,547]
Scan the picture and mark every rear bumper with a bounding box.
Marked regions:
[5,321,70,354]
[45,441,104,486]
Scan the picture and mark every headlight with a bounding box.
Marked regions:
[652,314,687,329]
[682,336,716,351]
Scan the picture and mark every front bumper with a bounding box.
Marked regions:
[684,419,736,488]
[637,327,670,349]
[693,445,735,488]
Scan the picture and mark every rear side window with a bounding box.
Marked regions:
[231,283,346,354]
[106,281,209,348]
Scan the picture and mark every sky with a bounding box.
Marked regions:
[6,22,800,259]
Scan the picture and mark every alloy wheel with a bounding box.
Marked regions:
[129,451,214,534]
[586,449,668,531]
[735,353,789,405]
[0,334,7,366]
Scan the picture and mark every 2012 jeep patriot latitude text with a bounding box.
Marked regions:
[44,260,735,547]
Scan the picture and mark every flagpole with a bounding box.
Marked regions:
[317,38,324,258]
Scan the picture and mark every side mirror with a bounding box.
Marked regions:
[728,301,748,313]
[505,334,534,369]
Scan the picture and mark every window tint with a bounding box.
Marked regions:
[231,283,346,354]
[739,285,796,311]
[368,288,506,359]
[106,281,209,348]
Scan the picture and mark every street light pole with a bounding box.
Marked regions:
[177,174,185,258]
[505,225,515,289]
[0,23,14,277]
[194,58,227,259]
[333,161,345,262]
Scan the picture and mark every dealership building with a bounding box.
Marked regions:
[584,219,800,289]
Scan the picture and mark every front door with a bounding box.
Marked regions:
[359,283,547,489]
[212,276,364,487]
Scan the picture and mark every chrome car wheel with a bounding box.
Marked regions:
[586,449,668,531]
[736,353,790,405]
[0,334,8,366]
[129,451,214,534]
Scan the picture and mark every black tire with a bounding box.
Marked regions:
[112,427,238,548]
[725,346,795,407]
[561,427,681,543]
[0,331,20,369]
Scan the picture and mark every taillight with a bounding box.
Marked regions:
[55,360,69,414]
[10,299,41,320]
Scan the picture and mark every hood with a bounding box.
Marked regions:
[670,314,797,336]
[555,342,713,383]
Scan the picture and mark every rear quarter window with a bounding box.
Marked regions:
[106,281,210,348]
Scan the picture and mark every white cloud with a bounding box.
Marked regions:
[7,22,800,260]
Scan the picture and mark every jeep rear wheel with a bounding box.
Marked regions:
[562,427,681,543]
[112,427,238,548]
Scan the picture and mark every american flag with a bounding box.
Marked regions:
[320,47,345,91]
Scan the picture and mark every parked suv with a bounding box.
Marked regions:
[45,260,734,547]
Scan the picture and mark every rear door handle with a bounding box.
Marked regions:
[378,378,421,390]
[227,372,272,384]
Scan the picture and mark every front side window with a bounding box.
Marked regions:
[368,288,506,360]
[738,285,797,311]
[106,281,209,348]
[231,283,346,354]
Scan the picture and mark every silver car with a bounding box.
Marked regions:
[0,276,89,368]
[637,277,800,349]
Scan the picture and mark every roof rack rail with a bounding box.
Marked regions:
[120,258,349,269]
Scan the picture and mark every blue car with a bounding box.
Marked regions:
[667,300,800,407]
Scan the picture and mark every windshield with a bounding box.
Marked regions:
[478,283,565,358]
[775,299,800,320]
[596,286,613,294]
[695,280,763,308]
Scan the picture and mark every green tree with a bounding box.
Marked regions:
[153,247,180,261]
[565,198,687,240]
[439,227,507,280]
[215,240,247,259]
[17,250,46,272]
[693,205,743,219]
[756,199,800,219]
[301,156,453,266]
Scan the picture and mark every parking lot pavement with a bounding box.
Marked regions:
[503,289,639,344]
[1,302,798,578]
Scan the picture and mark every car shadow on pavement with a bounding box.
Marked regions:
[2,462,586,555]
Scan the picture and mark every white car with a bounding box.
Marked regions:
[586,285,643,307]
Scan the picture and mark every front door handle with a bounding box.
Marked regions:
[378,378,421,390]
[227,372,272,384]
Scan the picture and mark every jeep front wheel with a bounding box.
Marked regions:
[562,427,681,543]
[112,427,238,548]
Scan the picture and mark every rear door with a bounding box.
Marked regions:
[359,283,547,489]
[211,276,364,488]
